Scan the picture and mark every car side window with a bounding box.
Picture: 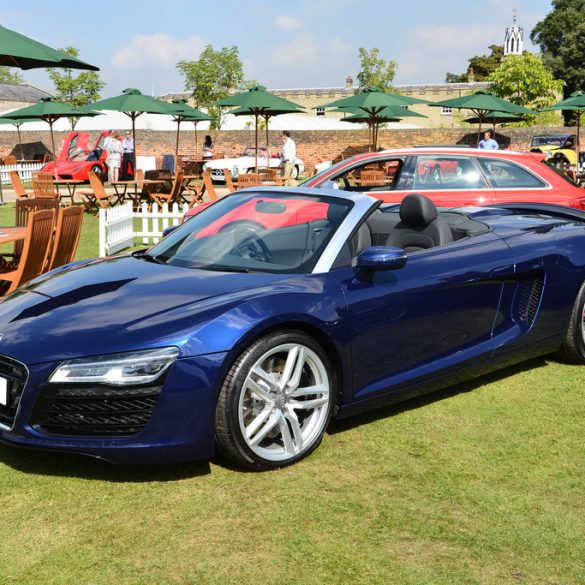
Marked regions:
[412,155,487,190]
[478,158,546,188]
[328,158,403,192]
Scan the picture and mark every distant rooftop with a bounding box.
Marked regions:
[159,81,491,101]
[0,83,53,102]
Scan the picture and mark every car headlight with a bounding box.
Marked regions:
[49,347,179,386]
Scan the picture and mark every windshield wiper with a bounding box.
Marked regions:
[133,251,167,265]
[197,265,250,273]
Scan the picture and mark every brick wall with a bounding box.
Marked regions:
[0,126,576,174]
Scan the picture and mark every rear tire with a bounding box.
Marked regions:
[557,281,585,363]
[215,330,334,470]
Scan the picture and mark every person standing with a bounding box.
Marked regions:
[202,135,213,160]
[105,132,124,183]
[281,130,297,186]
[121,131,135,180]
[478,130,499,150]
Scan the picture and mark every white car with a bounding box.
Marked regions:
[203,146,304,183]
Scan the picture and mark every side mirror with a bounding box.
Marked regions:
[357,246,407,275]
[162,224,180,238]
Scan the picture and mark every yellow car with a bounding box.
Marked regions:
[530,133,578,166]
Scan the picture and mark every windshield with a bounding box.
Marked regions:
[531,135,571,147]
[145,191,353,274]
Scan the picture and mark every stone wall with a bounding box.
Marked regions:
[0,126,576,174]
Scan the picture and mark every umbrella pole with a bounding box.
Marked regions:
[48,118,58,178]
[254,113,259,173]
[193,122,198,159]
[16,125,24,160]
[265,114,270,165]
[175,119,181,161]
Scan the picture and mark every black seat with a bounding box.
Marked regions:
[384,194,453,252]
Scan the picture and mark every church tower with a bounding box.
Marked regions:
[504,10,524,56]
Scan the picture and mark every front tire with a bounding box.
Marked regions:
[215,331,334,470]
[557,281,585,363]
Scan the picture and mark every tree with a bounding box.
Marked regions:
[356,48,396,91]
[177,45,245,129]
[47,47,105,129]
[445,45,504,83]
[489,52,564,125]
[0,66,24,84]
[531,0,585,98]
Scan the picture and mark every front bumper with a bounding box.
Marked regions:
[0,352,229,465]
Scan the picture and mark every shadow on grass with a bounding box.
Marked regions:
[0,444,211,482]
[0,357,551,479]
[328,357,549,435]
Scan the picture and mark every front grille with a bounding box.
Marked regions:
[211,169,224,177]
[516,275,544,326]
[30,383,162,436]
[0,355,27,428]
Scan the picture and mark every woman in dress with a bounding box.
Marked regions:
[202,135,213,160]
[105,131,124,182]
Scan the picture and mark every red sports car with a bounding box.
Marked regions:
[301,147,585,209]
[42,131,109,181]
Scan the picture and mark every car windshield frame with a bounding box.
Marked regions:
[144,190,355,274]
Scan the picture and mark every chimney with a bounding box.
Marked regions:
[467,66,475,83]
[345,75,353,89]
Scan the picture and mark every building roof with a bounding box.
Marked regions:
[0,82,52,102]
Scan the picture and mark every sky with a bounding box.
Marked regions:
[4,0,554,98]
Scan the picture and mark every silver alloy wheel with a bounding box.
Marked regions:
[237,342,330,462]
[581,304,585,341]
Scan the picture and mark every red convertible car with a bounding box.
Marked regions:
[42,131,109,181]
[301,147,585,209]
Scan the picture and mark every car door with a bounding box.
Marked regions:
[332,233,515,402]
[475,157,550,203]
[389,154,497,207]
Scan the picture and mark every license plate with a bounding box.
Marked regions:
[0,377,7,406]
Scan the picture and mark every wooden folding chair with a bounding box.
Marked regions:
[237,173,262,189]
[2,155,17,165]
[47,206,84,271]
[0,209,55,296]
[0,198,60,269]
[9,170,32,198]
[224,168,237,192]
[358,169,386,186]
[32,171,59,199]
[148,169,184,206]
[187,167,218,206]
[78,171,119,212]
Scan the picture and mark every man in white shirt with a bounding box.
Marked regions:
[281,131,297,186]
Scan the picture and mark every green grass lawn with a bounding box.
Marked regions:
[0,202,584,584]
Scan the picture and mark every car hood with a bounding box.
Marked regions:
[0,256,289,364]
[205,157,256,168]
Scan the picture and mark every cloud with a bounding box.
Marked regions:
[274,15,302,30]
[271,33,318,67]
[327,37,352,56]
[396,24,502,83]
[111,33,206,70]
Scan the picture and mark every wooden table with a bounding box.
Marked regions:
[111,179,166,206]
[53,179,85,203]
[0,227,27,245]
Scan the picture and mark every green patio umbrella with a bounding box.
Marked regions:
[169,99,212,159]
[540,91,585,152]
[215,85,304,171]
[82,88,177,164]
[338,105,427,150]
[0,116,42,160]
[0,24,99,70]
[464,110,526,128]
[0,98,99,173]
[317,87,430,150]
[431,90,535,145]
[227,103,305,169]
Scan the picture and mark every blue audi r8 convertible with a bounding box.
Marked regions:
[1,188,585,470]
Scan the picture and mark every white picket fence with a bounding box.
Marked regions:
[0,163,44,185]
[99,202,190,257]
